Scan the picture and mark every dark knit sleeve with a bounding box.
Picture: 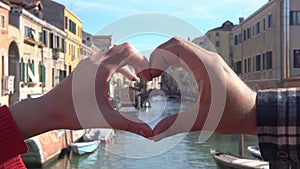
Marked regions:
[0,105,28,167]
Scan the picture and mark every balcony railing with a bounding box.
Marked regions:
[52,48,64,60]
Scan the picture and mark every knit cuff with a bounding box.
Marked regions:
[0,106,28,165]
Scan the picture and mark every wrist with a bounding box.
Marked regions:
[10,98,56,139]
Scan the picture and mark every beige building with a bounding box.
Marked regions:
[9,4,67,105]
[193,21,235,66]
[93,35,114,53]
[232,0,300,89]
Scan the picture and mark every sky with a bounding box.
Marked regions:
[54,0,268,54]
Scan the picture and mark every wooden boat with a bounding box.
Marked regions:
[210,149,269,169]
[69,141,99,155]
[247,146,263,160]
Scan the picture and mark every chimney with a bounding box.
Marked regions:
[239,17,244,24]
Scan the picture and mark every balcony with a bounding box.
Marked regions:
[52,48,65,60]
[2,76,15,96]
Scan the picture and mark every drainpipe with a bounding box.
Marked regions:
[282,0,290,84]
[41,29,44,94]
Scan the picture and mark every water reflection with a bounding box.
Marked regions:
[44,133,258,169]
[43,100,258,169]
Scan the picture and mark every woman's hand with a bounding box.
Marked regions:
[10,43,153,139]
[150,37,257,141]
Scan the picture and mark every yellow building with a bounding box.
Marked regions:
[41,0,82,74]
[64,8,82,73]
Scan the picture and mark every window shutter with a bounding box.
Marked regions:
[39,65,46,83]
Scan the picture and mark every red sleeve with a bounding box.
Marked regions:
[0,105,28,168]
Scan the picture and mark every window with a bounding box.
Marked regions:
[255,55,261,71]
[56,36,60,48]
[59,69,67,82]
[52,68,55,87]
[291,11,300,25]
[268,14,272,28]
[247,58,251,72]
[62,39,65,53]
[247,28,251,39]
[28,60,35,82]
[49,33,54,48]
[294,49,300,68]
[229,33,233,40]
[43,30,48,47]
[24,26,35,40]
[256,22,260,35]
[69,20,77,35]
[39,63,46,83]
[244,59,247,73]
[1,14,5,29]
[39,32,43,42]
[69,43,71,55]
[65,17,68,29]
[253,56,255,71]
[215,41,220,47]
[262,53,266,70]
[2,56,4,76]
[234,35,238,45]
[238,33,242,43]
[253,25,255,36]
[215,32,220,37]
[243,30,246,41]
[20,59,25,82]
[266,51,272,69]
[263,18,266,31]
[68,65,72,75]
[234,61,242,74]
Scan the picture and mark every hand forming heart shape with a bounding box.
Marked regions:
[43,37,257,142]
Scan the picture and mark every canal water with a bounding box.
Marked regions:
[43,99,259,169]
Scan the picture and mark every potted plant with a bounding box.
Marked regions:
[21,82,28,88]
[53,48,63,60]
[28,82,37,87]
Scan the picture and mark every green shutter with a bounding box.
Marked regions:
[31,63,34,76]
[39,65,46,83]
[27,63,31,82]
[20,62,24,82]
[28,63,35,82]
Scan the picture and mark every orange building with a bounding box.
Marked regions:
[0,0,10,106]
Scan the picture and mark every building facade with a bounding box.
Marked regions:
[232,0,300,90]
[193,21,235,66]
[0,0,10,106]
[93,35,114,53]
[8,3,67,105]
[41,0,82,74]
[82,31,100,58]
[64,7,82,72]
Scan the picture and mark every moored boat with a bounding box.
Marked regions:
[247,146,263,160]
[69,141,99,155]
[210,149,269,169]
